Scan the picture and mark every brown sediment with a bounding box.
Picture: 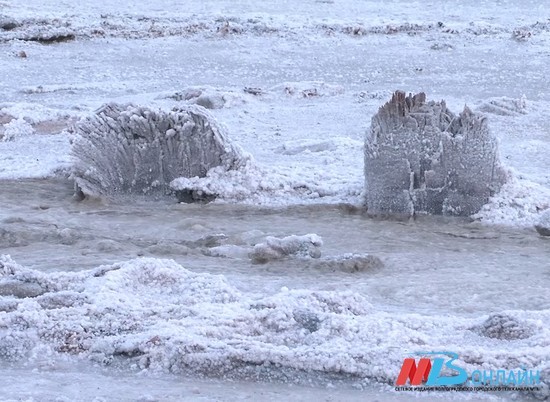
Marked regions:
[33,118,76,135]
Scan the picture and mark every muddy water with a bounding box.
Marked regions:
[1,178,548,316]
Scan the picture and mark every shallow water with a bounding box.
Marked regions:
[1,178,547,317]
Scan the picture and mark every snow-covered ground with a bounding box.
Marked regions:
[1,0,549,400]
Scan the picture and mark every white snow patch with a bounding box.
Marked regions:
[477,95,528,116]
[171,161,362,206]
[473,174,550,227]
[275,137,361,156]
[0,103,78,125]
[0,133,71,179]
[157,86,250,110]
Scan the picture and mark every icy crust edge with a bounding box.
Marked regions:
[365,91,508,217]
[70,103,248,198]
[0,255,548,399]
[535,209,550,236]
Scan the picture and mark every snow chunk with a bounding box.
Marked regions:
[71,103,247,198]
[158,87,248,110]
[0,16,75,43]
[249,234,323,263]
[473,175,550,227]
[1,118,35,142]
[365,91,507,217]
[535,209,550,236]
[170,163,289,204]
[0,103,78,125]
[275,138,362,156]
[307,253,384,273]
[0,16,19,31]
[473,313,536,340]
[0,280,44,298]
[270,81,345,98]
[477,95,528,116]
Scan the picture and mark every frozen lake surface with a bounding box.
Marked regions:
[1,0,549,400]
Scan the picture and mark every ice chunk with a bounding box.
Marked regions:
[473,175,550,227]
[270,81,345,98]
[71,103,246,198]
[307,253,384,273]
[275,138,342,155]
[535,209,550,236]
[1,118,35,142]
[365,91,507,217]
[292,308,321,332]
[0,279,44,298]
[477,95,528,116]
[0,16,19,31]
[249,234,323,263]
[472,313,535,340]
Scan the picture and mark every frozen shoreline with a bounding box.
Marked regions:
[1,255,548,401]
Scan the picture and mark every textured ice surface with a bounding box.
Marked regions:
[472,313,535,341]
[478,96,528,116]
[0,255,548,399]
[249,234,323,263]
[71,103,246,198]
[306,253,384,273]
[535,209,550,236]
[1,118,35,142]
[365,91,508,217]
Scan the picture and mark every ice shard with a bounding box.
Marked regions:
[365,91,507,217]
[71,103,246,198]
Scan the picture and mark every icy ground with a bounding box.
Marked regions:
[0,0,549,400]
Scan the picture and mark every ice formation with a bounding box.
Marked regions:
[249,234,323,263]
[71,103,246,198]
[0,255,548,399]
[1,118,35,142]
[535,209,550,236]
[477,95,528,116]
[306,253,384,273]
[365,91,508,217]
[472,313,535,340]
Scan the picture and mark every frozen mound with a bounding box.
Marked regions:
[473,176,550,227]
[275,137,362,156]
[477,96,528,116]
[365,91,508,217]
[306,253,383,273]
[535,209,550,236]
[1,118,35,142]
[0,15,19,31]
[472,313,535,340]
[0,16,75,43]
[158,87,248,110]
[249,234,323,263]
[0,255,549,398]
[170,162,355,205]
[270,81,345,98]
[71,103,246,198]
